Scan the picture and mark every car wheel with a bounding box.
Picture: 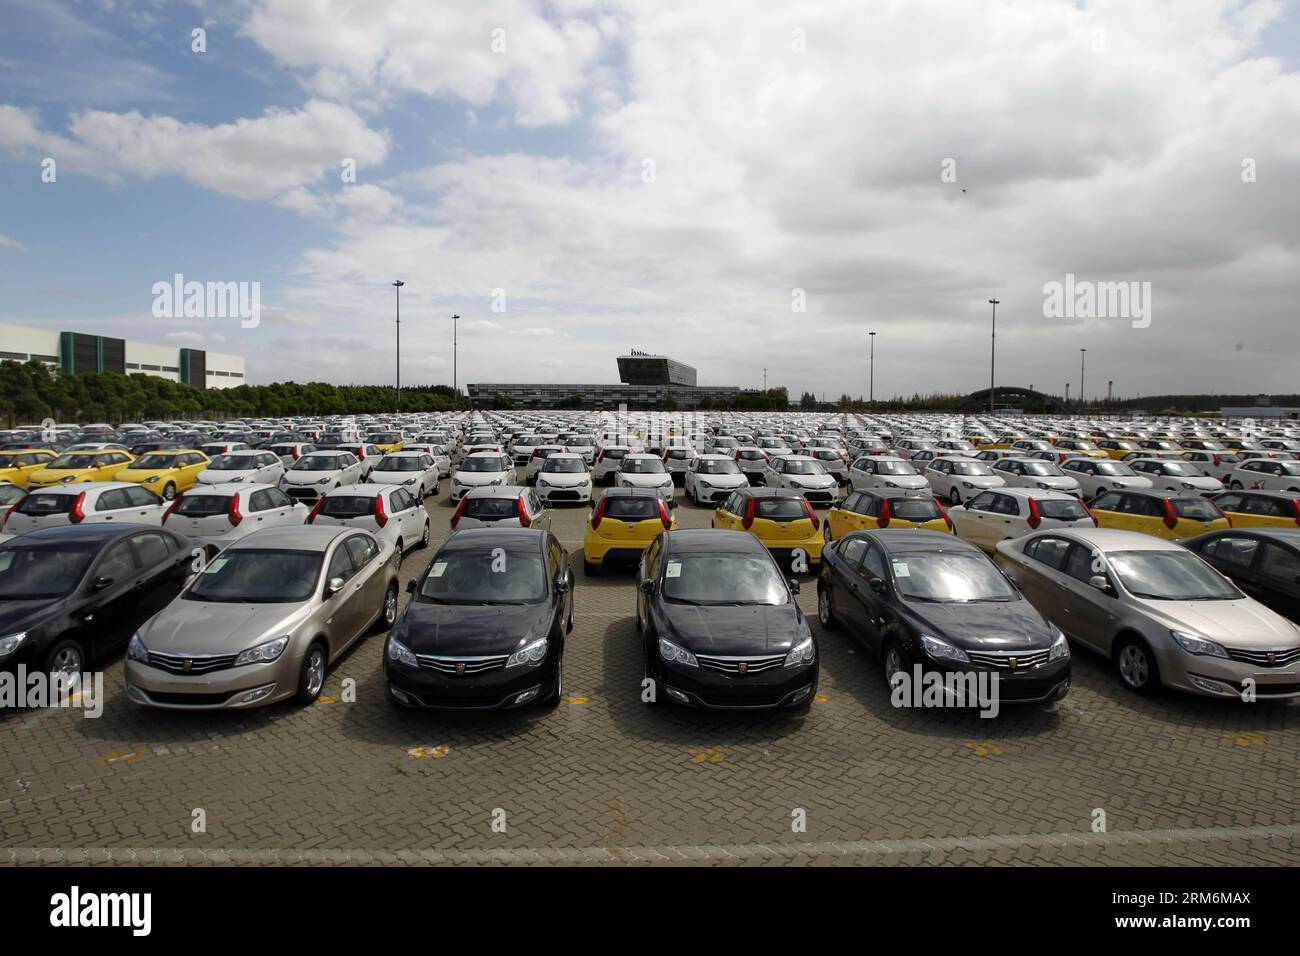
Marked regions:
[949,488,961,505]
[295,641,327,705]
[376,582,398,631]
[882,639,907,690]
[161,482,177,501]
[542,656,563,708]
[817,583,837,629]
[823,522,832,543]
[419,521,430,549]
[584,559,599,577]
[43,639,84,681]
[394,540,404,570]
[1115,636,1160,695]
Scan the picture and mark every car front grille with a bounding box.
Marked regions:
[147,651,239,675]
[544,489,581,500]
[695,653,787,675]
[143,690,235,705]
[1226,646,1300,668]
[416,654,509,675]
[285,487,320,502]
[966,649,1052,670]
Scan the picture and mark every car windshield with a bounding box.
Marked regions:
[543,458,586,473]
[784,460,826,475]
[1096,462,1135,476]
[294,455,343,471]
[1280,462,1300,475]
[132,454,178,470]
[623,458,666,474]
[0,546,94,598]
[460,456,509,472]
[661,553,789,606]
[1106,550,1239,601]
[208,455,257,470]
[1022,462,1063,476]
[318,495,375,518]
[417,550,546,604]
[48,455,98,469]
[1161,462,1201,477]
[1039,499,1090,520]
[376,457,423,472]
[0,485,25,505]
[1172,498,1223,522]
[951,462,994,476]
[698,459,740,475]
[891,551,1017,602]
[186,548,321,603]
[173,494,232,517]
[876,460,917,476]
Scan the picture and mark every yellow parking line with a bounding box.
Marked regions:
[97,747,146,766]
[688,747,725,764]
[406,745,450,760]
[1223,731,1267,747]
[560,696,590,705]
[963,741,1002,757]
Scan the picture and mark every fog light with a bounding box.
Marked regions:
[1188,675,1229,695]
[236,683,276,705]
[665,686,690,704]
[789,686,812,704]
[513,686,541,705]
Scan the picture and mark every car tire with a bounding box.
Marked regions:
[882,639,907,690]
[43,639,84,680]
[823,523,832,543]
[161,482,177,501]
[419,522,430,549]
[949,488,961,505]
[542,656,563,708]
[374,582,398,632]
[295,641,327,705]
[584,559,599,577]
[817,583,837,629]
[1114,635,1160,695]
[394,540,404,570]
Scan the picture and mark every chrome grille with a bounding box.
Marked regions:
[695,653,786,675]
[147,651,239,675]
[1226,646,1300,668]
[966,649,1051,670]
[416,654,509,675]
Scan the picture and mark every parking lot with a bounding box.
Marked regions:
[3,464,1298,866]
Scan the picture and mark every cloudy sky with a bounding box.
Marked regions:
[0,0,1297,400]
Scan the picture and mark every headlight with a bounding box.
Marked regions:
[1037,482,1050,490]
[789,480,803,488]
[505,637,548,668]
[962,480,975,489]
[127,632,149,663]
[234,635,290,666]
[784,636,815,667]
[316,477,332,485]
[658,637,698,667]
[60,475,76,482]
[919,633,970,664]
[387,637,418,668]
[1170,630,1228,658]
[1049,628,1070,661]
[1182,481,1198,489]
[0,631,28,658]
[230,476,244,482]
[145,476,160,483]
[403,478,416,485]
[698,479,712,488]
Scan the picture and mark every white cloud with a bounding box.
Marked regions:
[0,233,26,251]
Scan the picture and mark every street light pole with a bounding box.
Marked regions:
[1079,348,1087,414]
[452,314,460,399]
[763,368,767,391]
[987,299,1000,415]
[869,331,876,403]
[392,280,404,414]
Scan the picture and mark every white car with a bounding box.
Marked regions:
[533,453,594,504]
[1060,457,1154,499]
[763,455,838,507]
[990,458,1082,496]
[847,455,929,495]
[450,452,515,502]
[756,437,793,459]
[280,450,365,504]
[199,441,250,458]
[196,450,285,488]
[924,457,1006,505]
[948,488,1096,553]
[593,445,634,483]
[368,451,439,497]
[163,482,308,556]
[450,485,551,531]
[1127,458,1224,495]
[733,447,771,484]
[525,445,569,484]
[1226,458,1300,492]
[330,443,384,480]
[266,442,318,468]
[564,435,598,465]
[934,439,981,458]
[1179,450,1243,483]
[616,454,675,500]
[510,435,544,466]
[684,454,749,505]
[308,483,429,568]
[4,482,165,534]
[0,482,25,531]
[805,447,849,484]
[661,446,697,484]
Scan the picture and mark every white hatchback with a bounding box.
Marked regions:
[196,450,285,488]
[1226,458,1300,493]
[848,455,929,495]
[162,482,309,555]
[308,483,430,568]
[280,450,366,504]
[989,458,1082,496]
[949,488,1096,553]
[616,454,675,500]
[4,482,165,534]
[450,452,515,502]
[534,453,594,504]
[1127,458,1224,496]
[368,451,440,498]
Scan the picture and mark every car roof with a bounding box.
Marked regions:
[597,486,665,498]
[2,523,155,546]
[851,529,977,552]
[1190,527,1300,542]
[182,482,282,494]
[663,529,766,553]
[732,487,807,499]
[1213,489,1300,500]
[231,525,354,551]
[1031,527,1178,550]
[464,484,527,498]
[441,527,545,550]
[24,481,138,494]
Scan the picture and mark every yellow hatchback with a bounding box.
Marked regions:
[712,488,824,571]
[1089,489,1230,540]
[1208,490,1300,529]
[26,450,135,487]
[824,490,952,543]
[1096,439,1142,460]
[367,432,406,454]
[583,487,676,574]
[116,449,210,501]
[0,449,59,487]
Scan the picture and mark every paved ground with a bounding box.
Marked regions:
[3,470,1298,866]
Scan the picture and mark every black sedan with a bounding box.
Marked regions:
[1182,527,1300,623]
[384,528,572,710]
[636,529,817,711]
[817,530,1070,706]
[0,524,196,678]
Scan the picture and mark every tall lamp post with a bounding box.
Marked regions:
[987,299,1000,415]
[392,280,404,413]
[1079,348,1087,414]
[452,314,460,399]
[868,331,877,404]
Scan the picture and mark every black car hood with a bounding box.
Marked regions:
[0,598,62,636]
[902,597,1052,650]
[399,601,551,656]
[660,603,802,655]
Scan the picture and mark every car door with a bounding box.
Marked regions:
[1056,542,1119,652]
[527,489,551,532]
[827,535,869,633]
[342,533,385,646]
[83,538,144,659]
[321,536,363,647]
[547,536,572,628]
[854,539,893,652]
[956,491,999,549]
[92,487,132,524]
[127,529,191,620]
[1015,535,1072,614]
[123,485,163,523]
[713,492,744,530]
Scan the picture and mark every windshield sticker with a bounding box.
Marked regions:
[891,560,910,578]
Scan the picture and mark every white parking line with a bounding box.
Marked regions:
[7,822,1299,864]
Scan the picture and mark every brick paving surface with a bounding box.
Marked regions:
[2,471,1297,865]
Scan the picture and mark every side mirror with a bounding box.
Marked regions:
[787,578,800,595]
[638,579,654,594]
[1089,575,1111,592]
[405,578,417,593]
[868,577,886,594]
[326,576,345,596]
[92,576,113,591]
[554,575,570,594]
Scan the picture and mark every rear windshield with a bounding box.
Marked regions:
[754,498,808,521]
[891,498,941,521]
[1172,498,1223,522]
[463,497,520,519]
[173,494,231,517]
[376,457,424,472]
[295,455,345,470]
[601,448,628,459]
[1040,499,1090,521]
[602,497,659,520]
[15,492,75,515]
[318,496,375,518]
[209,455,257,470]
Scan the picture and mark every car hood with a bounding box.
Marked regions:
[139,599,311,654]
[788,475,836,487]
[1034,477,1079,490]
[455,472,509,486]
[957,475,1004,487]
[1107,476,1153,488]
[904,597,1054,650]
[399,601,550,656]
[1139,598,1300,648]
[877,475,928,490]
[622,472,671,485]
[284,470,342,482]
[197,469,260,483]
[369,472,420,484]
[0,597,63,636]
[695,474,746,487]
[537,472,590,487]
[660,602,804,655]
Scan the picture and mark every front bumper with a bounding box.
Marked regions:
[124,655,301,710]
[1156,649,1300,699]
[385,657,557,710]
[536,482,592,503]
[659,659,817,710]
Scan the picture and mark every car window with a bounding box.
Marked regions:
[130,532,172,568]
[95,489,132,512]
[248,490,273,512]
[344,534,378,568]
[1091,492,1122,511]
[326,541,358,584]
[125,486,158,508]
[1260,543,1300,586]
[1027,536,1071,570]
[1061,544,1096,583]
[95,540,138,582]
[968,492,996,512]
[1214,494,1242,512]
[853,495,878,517]
[837,537,866,569]
[1202,535,1258,572]
[860,541,887,581]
